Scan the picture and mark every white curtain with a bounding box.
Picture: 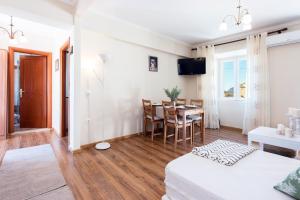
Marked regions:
[196,45,220,129]
[243,33,270,134]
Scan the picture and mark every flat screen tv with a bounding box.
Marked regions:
[178,57,206,75]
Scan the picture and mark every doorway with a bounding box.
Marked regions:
[14,53,47,131]
[8,47,52,134]
[60,40,70,138]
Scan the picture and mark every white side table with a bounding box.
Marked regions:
[248,126,300,158]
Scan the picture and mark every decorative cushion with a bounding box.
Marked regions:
[187,115,202,121]
[192,140,256,166]
[167,119,192,124]
[274,167,300,199]
[146,115,162,121]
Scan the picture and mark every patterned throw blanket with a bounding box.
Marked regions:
[192,140,257,166]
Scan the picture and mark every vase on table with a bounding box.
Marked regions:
[288,115,295,130]
[296,118,300,135]
[171,101,176,107]
[164,86,181,108]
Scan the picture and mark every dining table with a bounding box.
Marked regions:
[152,103,205,143]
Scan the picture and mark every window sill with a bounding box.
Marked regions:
[220,98,246,102]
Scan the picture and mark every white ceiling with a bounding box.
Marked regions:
[0,13,69,39]
[87,0,300,44]
[60,0,77,5]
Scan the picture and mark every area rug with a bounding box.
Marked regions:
[0,144,74,200]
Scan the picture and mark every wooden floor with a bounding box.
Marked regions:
[0,128,247,200]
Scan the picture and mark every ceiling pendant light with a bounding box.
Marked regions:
[9,38,18,45]
[219,21,228,31]
[219,0,252,31]
[0,16,27,45]
[19,34,28,43]
[242,11,252,25]
[243,23,252,31]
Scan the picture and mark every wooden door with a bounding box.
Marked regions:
[20,56,47,128]
[60,40,70,137]
[0,50,8,138]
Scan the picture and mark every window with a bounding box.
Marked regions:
[223,60,235,97]
[220,57,247,99]
[239,59,247,98]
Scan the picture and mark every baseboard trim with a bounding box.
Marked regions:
[80,132,142,150]
[220,125,243,133]
[71,148,82,154]
[12,128,52,135]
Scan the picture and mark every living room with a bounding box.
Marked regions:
[0,0,300,200]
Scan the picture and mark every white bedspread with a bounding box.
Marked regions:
[164,150,300,200]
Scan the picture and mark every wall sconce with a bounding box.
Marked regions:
[98,53,112,64]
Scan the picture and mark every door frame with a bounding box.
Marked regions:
[8,47,52,134]
[0,49,8,139]
[60,39,70,137]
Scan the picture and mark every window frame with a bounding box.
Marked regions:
[219,56,247,101]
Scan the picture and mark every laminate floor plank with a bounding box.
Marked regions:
[1,128,249,200]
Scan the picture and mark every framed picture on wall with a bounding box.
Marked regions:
[149,56,158,72]
[55,59,59,72]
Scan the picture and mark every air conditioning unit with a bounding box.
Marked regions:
[267,30,300,47]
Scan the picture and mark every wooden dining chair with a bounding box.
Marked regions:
[142,99,164,141]
[161,101,171,135]
[161,100,171,106]
[189,99,204,143]
[163,106,193,145]
[190,99,204,108]
[176,98,187,105]
[161,100,171,127]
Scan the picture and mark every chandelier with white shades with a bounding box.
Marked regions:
[0,16,27,45]
[219,0,252,31]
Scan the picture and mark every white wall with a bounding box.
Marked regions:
[0,10,193,150]
[185,76,198,99]
[0,25,71,135]
[218,100,245,128]
[0,0,73,29]
[0,34,55,52]
[51,34,73,136]
[269,42,300,127]
[79,29,195,145]
[80,12,191,58]
[68,20,81,151]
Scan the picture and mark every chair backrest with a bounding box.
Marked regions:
[161,100,171,107]
[164,106,178,123]
[162,103,170,124]
[176,98,187,105]
[190,99,204,108]
[142,99,153,119]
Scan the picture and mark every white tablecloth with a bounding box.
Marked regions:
[156,106,164,119]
